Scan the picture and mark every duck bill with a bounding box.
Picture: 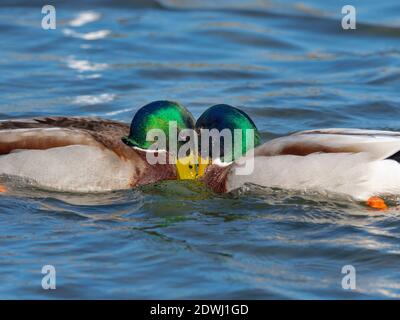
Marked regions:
[176,153,210,180]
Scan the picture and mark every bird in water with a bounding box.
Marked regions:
[0,100,196,193]
[196,104,400,210]
[1,100,399,210]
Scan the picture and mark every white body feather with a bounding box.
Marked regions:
[226,128,400,200]
[0,145,134,192]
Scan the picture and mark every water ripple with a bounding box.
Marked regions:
[2,0,400,299]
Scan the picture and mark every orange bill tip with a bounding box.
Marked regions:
[0,184,7,193]
[366,196,388,210]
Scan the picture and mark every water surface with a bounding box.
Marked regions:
[1,0,400,299]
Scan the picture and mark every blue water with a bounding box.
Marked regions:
[1,0,400,299]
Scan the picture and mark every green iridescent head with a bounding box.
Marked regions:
[195,104,261,162]
[122,100,195,150]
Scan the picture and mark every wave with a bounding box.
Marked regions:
[1,0,163,9]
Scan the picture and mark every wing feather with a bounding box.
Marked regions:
[253,128,400,160]
[0,117,131,158]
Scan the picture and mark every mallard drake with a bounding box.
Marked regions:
[0,100,196,192]
[197,104,400,205]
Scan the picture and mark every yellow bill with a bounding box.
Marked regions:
[176,153,210,180]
